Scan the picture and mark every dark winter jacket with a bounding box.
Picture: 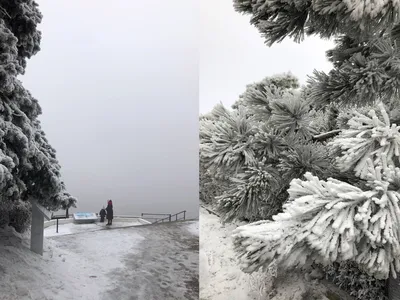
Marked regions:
[99,209,106,218]
[106,204,113,220]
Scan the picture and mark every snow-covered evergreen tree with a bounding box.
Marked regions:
[0,0,76,232]
[200,74,339,222]
[200,1,400,298]
[225,4,400,297]
[233,149,400,280]
[233,0,400,45]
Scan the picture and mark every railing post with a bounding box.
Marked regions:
[56,218,59,233]
[169,214,171,222]
[183,211,186,220]
[176,214,178,221]
[66,208,69,218]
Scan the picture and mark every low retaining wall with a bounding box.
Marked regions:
[44,216,151,228]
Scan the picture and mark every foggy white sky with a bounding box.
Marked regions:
[20,0,199,218]
[200,0,335,114]
[17,0,336,219]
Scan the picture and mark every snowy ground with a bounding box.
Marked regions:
[200,206,261,300]
[199,206,354,300]
[0,220,199,300]
[185,220,199,236]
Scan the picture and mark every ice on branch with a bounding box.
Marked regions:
[232,156,400,279]
[234,0,400,47]
[199,106,256,175]
[217,161,281,222]
[329,103,400,179]
[342,0,399,21]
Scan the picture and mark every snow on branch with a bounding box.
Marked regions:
[200,106,257,175]
[313,129,341,142]
[233,0,400,46]
[329,103,400,178]
[232,157,400,279]
[217,161,281,222]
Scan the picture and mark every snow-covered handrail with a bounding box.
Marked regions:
[153,211,187,224]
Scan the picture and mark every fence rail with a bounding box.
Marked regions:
[141,213,172,216]
[140,213,172,223]
[49,211,187,226]
[140,211,186,224]
[154,210,186,224]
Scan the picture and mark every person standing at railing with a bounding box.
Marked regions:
[99,206,106,222]
[106,200,113,226]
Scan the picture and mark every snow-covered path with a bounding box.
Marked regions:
[200,206,258,300]
[52,221,199,300]
[0,220,199,300]
[105,221,199,299]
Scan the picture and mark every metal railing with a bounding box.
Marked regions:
[154,210,186,224]
[51,214,69,233]
[140,213,172,223]
[50,210,187,227]
[141,211,186,224]
[94,214,142,219]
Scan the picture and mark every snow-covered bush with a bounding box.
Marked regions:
[233,151,400,279]
[200,74,340,222]
[324,262,387,300]
[329,103,400,178]
[200,105,256,175]
[268,96,317,139]
[199,104,257,207]
[231,106,400,282]
[233,0,400,45]
[199,161,228,204]
[224,0,400,297]
[8,200,31,233]
[277,142,333,182]
[217,160,282,222]
[309,38,400,107]
[232,73,299,121]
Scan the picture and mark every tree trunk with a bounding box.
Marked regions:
[388,272,400,300]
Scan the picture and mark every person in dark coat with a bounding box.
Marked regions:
[106,200,113,225]
[99,207,106,222]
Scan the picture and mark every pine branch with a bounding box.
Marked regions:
[201,205,220,217]
[0,6,10,19]
[312,129,341,142]
[232,162,400,279]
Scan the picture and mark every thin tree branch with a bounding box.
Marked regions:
[312,129,341,142]
[200,204,220,217]
[0,6,10,18]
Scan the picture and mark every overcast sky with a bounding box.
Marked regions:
[19,0,336,219]
[200,0,335,114]
[20,0,199,218]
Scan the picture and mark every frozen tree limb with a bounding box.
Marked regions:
[313,129,342,142]
[232,156,400,280]
[201,205,220,217]
[329,103,400,179]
